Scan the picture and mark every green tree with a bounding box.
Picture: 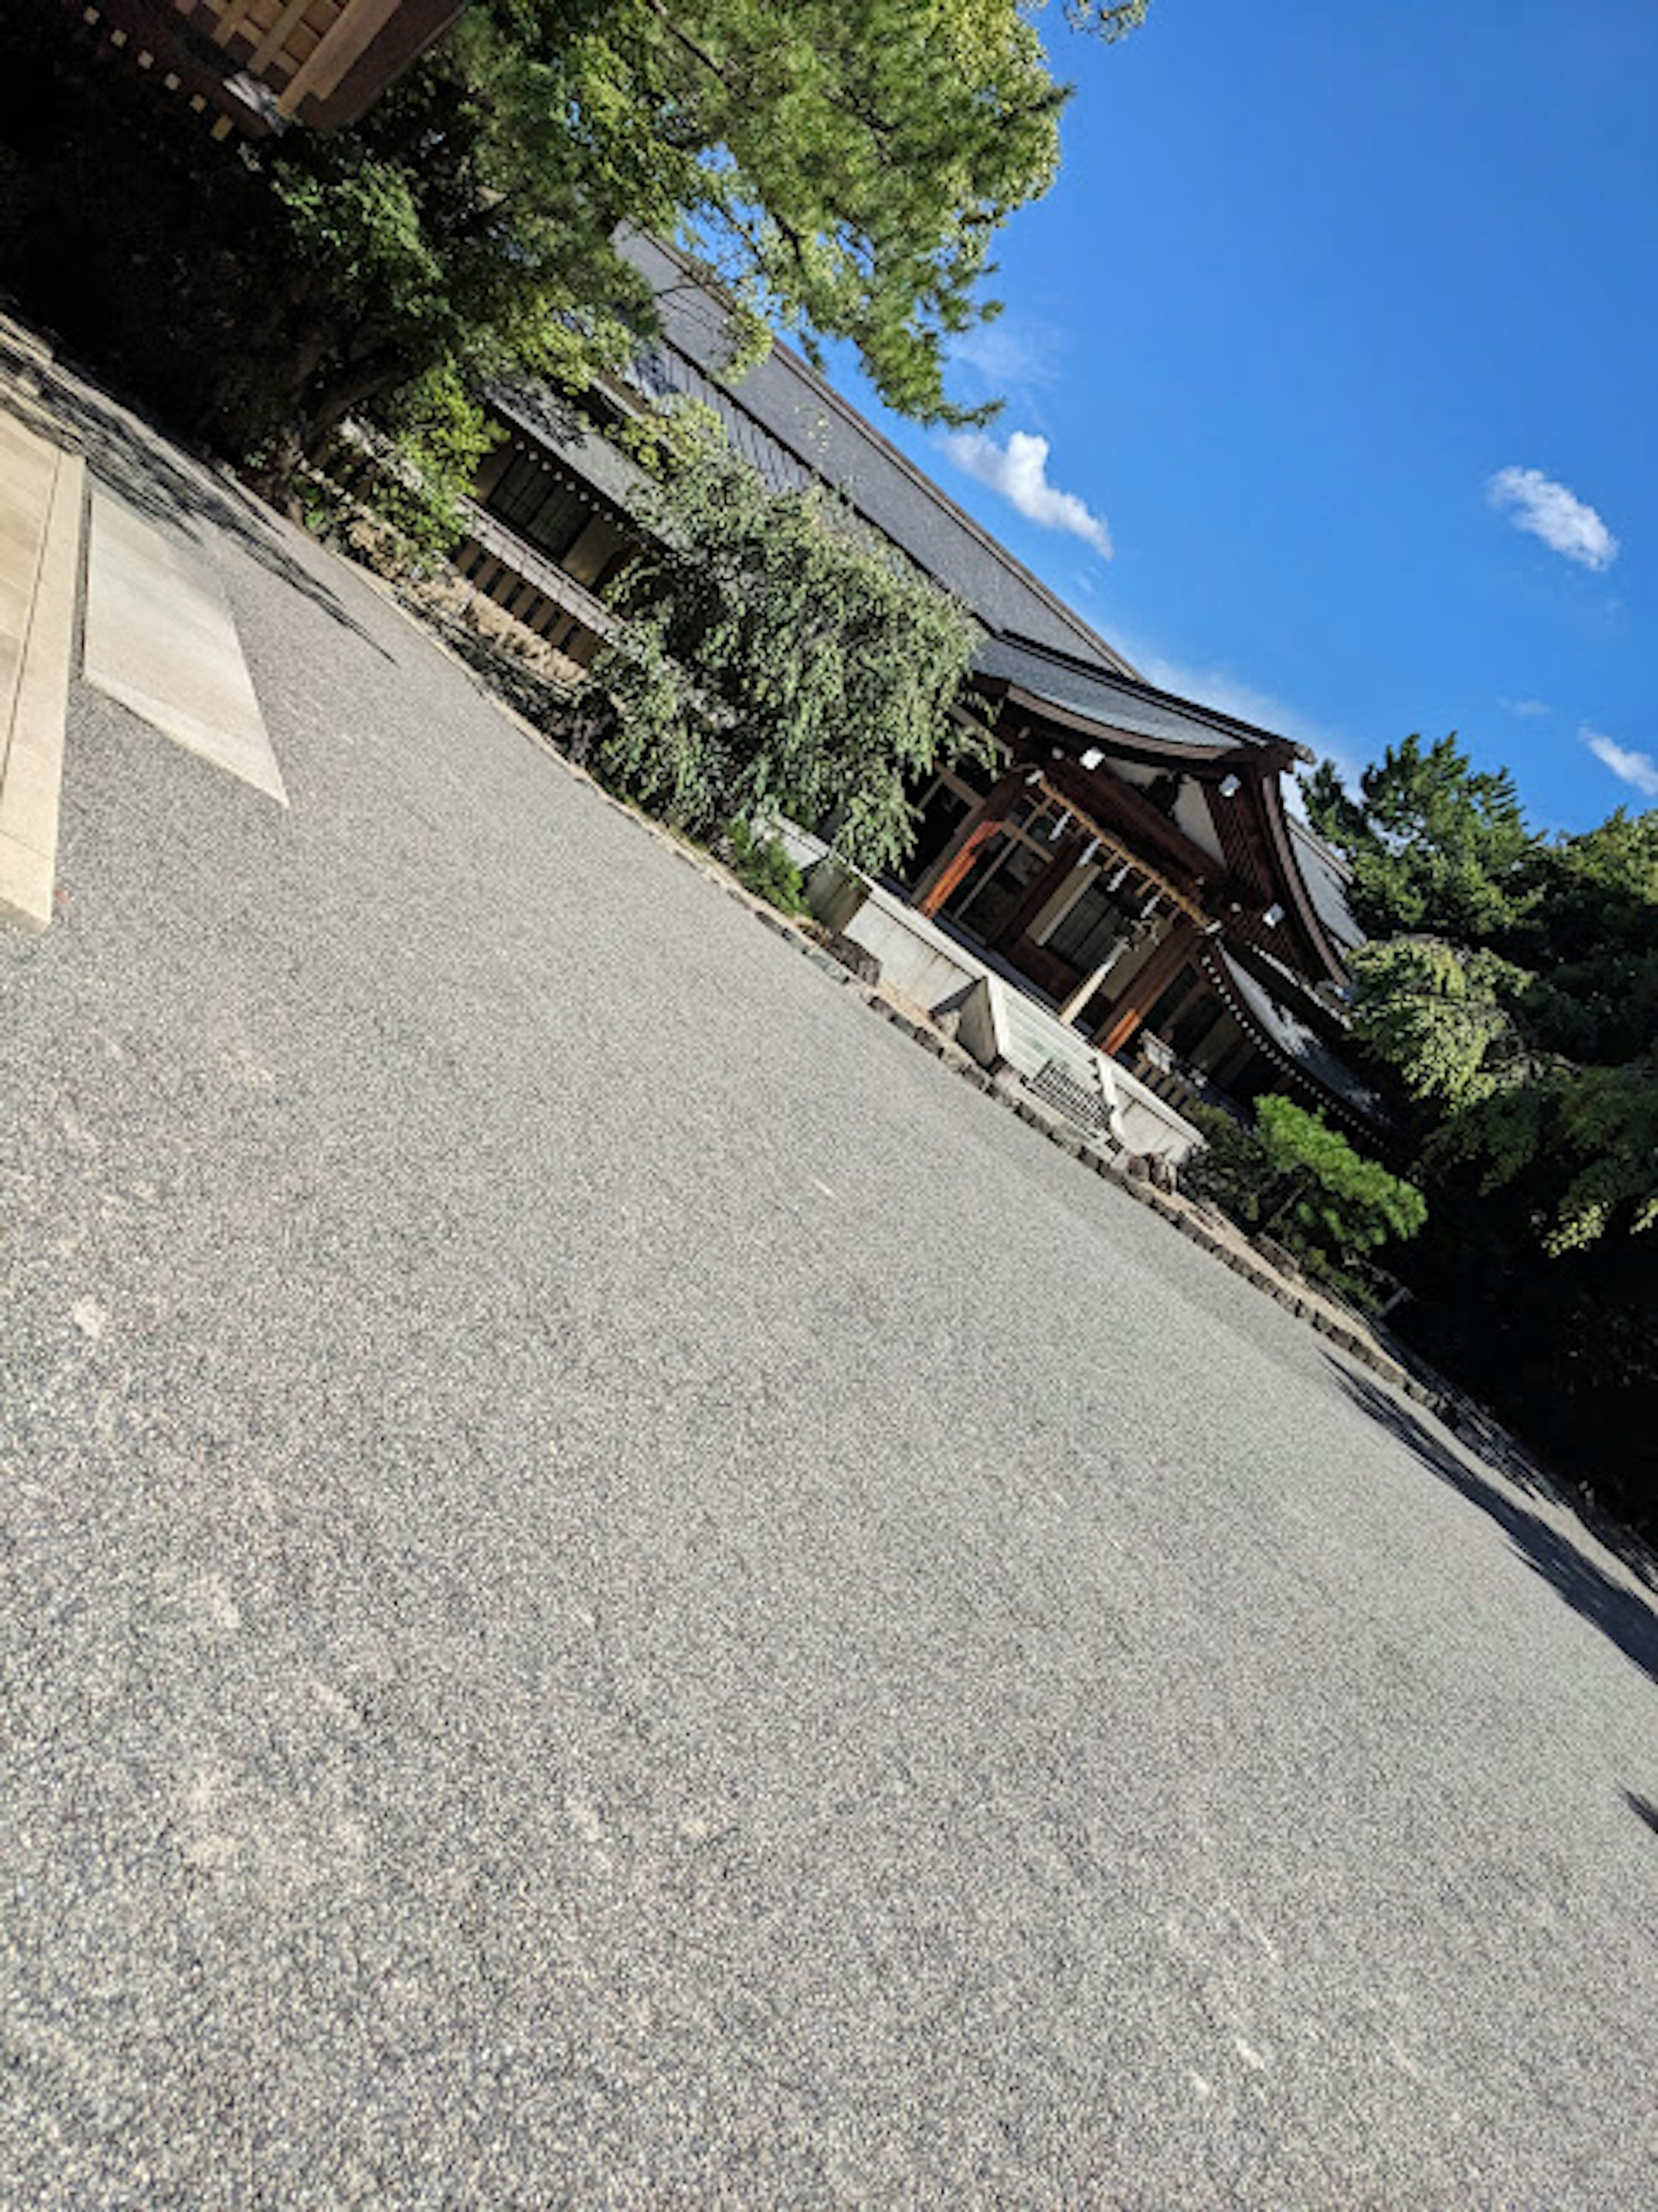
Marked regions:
[1342,817,1658,1255]
[1184,1094,1426,1296]
[1345,936,1535,1114]
[1310,740,1658,1538]
[1301,734,1535,944]
[4,2,1155,488]
[240,0,1164,477]
[592,428,982,870]
[1515,808,1658,1063]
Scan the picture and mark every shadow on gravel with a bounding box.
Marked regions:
[1627,1792,1658,1836]
[36,362,392,660]
[1327,1360,1658,1691]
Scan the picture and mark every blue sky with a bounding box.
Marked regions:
[830,0,1658,833]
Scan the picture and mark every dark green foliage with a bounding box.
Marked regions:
[350,367,501,561]
[1301,734,1533,943]
[592,430,982,871]
[721,821,808,915]
[1309,736,1658,1538]
[1308,737,1658,1254]
[0,1,1154,491]
[1184,1097,1425,1300]
[1181,1106,1276,1228]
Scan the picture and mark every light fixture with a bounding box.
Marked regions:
[1105,862,1130,892]
[1080,838,1100,864]
[1218,772,1242,798]
[1047,809,1072,842]
[1080,747,1104,770]
[1263,903,1284,928]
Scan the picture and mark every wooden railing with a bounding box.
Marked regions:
[455,501,618,643]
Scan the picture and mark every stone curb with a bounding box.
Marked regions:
[690,861,1454,1415]
[0,421,85,933]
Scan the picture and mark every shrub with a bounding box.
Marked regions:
[1184,1095,1426,1301]
[592,431,981,872]
[721,820,808,915]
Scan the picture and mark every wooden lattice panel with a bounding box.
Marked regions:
[65,0,462,132]
[167,0,455,122]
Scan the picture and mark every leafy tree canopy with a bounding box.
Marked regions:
[243,0,1163,470]
[1301,734,1534,944]
[1184,1094,1425,1299]
[1309,736,1658,1531]
[1310,739,1658,1258]
[592,426,982,871]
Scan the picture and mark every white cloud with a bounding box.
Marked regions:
[1488,466,1618,571]
[1130,649,1330,758]
[947,318,1061,396]
[1500,696,1551,718]
[942,429,1113,558]
[1581,725,1658,799]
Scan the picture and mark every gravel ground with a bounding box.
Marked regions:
[2,368,1656,2207]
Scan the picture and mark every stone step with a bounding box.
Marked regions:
[0,405,85,931]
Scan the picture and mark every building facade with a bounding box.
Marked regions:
[56,0,464,136]
[451,238,1381,1150]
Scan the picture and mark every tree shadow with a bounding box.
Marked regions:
[1325,1358,1658,1691]
[15,338,392,661]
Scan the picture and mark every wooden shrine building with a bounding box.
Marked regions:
[448,237,1382,1142]
[54,0,465,136]
[892,636,1381,1133]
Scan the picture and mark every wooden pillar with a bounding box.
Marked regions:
[989,828,1092,952]
[1155,970,1212,1052]
[913,768,1027,918]
[1059,947,1129,1027]
[1092,915,1201,1059]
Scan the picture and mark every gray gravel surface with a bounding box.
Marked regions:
[3,374,1657,2208]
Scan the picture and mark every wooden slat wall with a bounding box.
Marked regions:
[181,0,349,85]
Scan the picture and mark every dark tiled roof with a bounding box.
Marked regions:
[1287,816,1364,951]
[497,241,1361,984]
[977,634,1291,756]
[622,235,1133,673]
[488,383,646,516]
[1212,947,1383,1124]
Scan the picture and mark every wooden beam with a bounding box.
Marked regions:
[278,0,400,111]
[247,0,322,72]
[1035,753,1220,906]
[912,768,1027,918]
[206,0,261,51]
[1092,916,1202,1059]
[988,826,1091,952]
[998,680,1300,774]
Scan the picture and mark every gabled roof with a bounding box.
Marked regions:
[976,634,1307,767]
[1288,816,1364,953]
[975,642,1348,987]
